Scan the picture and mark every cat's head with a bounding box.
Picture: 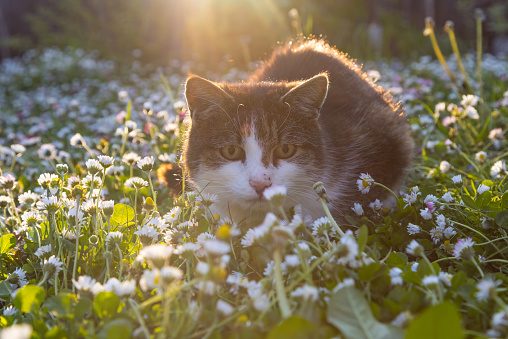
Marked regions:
[183,74,329,221]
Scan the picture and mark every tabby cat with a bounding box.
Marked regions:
[182,39,413,222]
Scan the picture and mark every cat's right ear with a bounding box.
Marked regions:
[185,75,233,120]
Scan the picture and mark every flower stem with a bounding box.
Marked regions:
[72,196,81,292]
[116,243,123,279]
[472,257,485,278]
[38,271,49,286]
[273,248,291,319]
[147,172,157,212]
[319,198,345,237]
[128,299,150,339]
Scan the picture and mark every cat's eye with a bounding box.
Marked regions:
[274,144,297,159]
[220,145,245,161]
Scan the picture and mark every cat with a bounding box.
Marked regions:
[182,39,413,223]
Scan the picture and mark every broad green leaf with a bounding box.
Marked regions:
[385,252,407,269]
[93,292,120,319]
[45,325,68,339]
[13,285,45,313]
[495,210,508,229]
[401,270,421,285]
[97,318,133,339]
[406,302,465,339]
[0,234,16,255]
[358,262,381,282]
[475,191,492,209]
[111,203,134,226]
[267,316,318,339]
[196,218,210,235]
[44,293,77,318]
[357,225,368,253]
[461,195,477,210]
[0,281,13,298]
[327,286,404,339]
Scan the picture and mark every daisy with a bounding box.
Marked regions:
[475,278,501,301]
[37,144,57,161]
[105,232,123,246]
[122,152,140,166]
[125,177,148,189]
[452,237,475,260]
[451,174,462,184]
[42,255,63,275]
[439,161,450,173]
[97,155,114,168]
[136,244,174,269]
[263,185,287,207]
[216,300,234,316]
[290,285,319,301]
[406,240,423,256]
[490,160,506,178]
[357,173,374,194]
[475,151,487,164]
[351,203,364,216]
[406,222,420,235]
[163,206,181,223]
[137,156,155,172]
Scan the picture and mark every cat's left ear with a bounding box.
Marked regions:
[185,75,233,121]
[281,73,329,119]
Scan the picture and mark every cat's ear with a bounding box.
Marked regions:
[280,73,329,119]
[185,75,233,120]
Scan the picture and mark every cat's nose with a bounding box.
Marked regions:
[250,180,271,197]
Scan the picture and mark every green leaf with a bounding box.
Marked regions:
[385,252,407,269]
[475,191,492,209]
[93,292,120,319]
[461,195,477,209]
[196,218,210,235]
[327,286,404,339]
[406,302,465,339]
[495,210,508,229]
[267,316,318,339]
[13,285,45,313]
[97,318,133,339]
[0,281,13,299]
[0,234,16,255]
[357,225,368,253]
[111,203,134,226]
[44,293,77,318]
[358,262,381,282]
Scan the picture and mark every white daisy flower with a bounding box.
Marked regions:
[422,275,439,287]
[163,206,181,223]
[451,174,462,184]
[475,278,501,301]
[356,173,374,194]
[407,222,420,235]
[351,203,364,216]
[477,184,490,195]
[263,185,287,207]
[125,177,148,189]
[406,240,423,256]
[452,237,475,260]
[475,151,487,164]
[389,267,403,285]
[105,232,123,245]
[42,255,64,275]
[439,161,451,173]
[0,324,32,339]
[216,300,234,316]
[137,156,155,172]
[122,152,141,166]
[38,143,57,161]
[290,284,319,301]
[441,192,454,203]
[97,155,114,168]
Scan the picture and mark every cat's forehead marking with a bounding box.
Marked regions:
[240,123,253,138]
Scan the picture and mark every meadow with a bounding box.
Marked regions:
[0,32,508,338]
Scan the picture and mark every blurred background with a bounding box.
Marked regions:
[0,0,507,69]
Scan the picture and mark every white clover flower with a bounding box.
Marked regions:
[451,174,462,184]
[453,237,475,260]
[477,184,490,195]
[106,232,123,245]
[333,278,355,292]
[369,199,383,213]
[420,208,433,220]
[0,324,33,339]
[216,300,234,316]
[351,203,364,216]
[439,161,451,173]
[137,156,155,172]
[290,284,319,301]
[122,152,141,166]
[475,151,487,164]
[406,222,420,235]
[263,185,287,206]
[406,240,423,256]
[389,267,403,285]
[125,177,148,189]
[357,173,374,194]
[461,94,479,106]
[441,192,454,203]
[42,255,64,275]
[475,278,502,301]
[72,275,97,291]
[422,275,439,287]
[491,160,507,178]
